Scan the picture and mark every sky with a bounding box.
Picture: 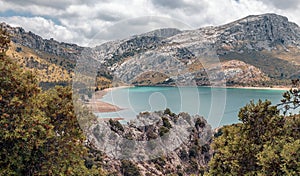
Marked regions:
[0,0,299,46]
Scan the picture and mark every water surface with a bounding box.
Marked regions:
[97,86,286,128]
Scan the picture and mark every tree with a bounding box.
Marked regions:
[277,79,300,115]
[0,33,54,175]
[0,29,104,175]
[121,160,141,176]
[208,98,299,175]
[0,28,10,55]
[37,86,92,175]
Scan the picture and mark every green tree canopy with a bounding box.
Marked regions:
[0,29,104,175]
[208,99,300,175]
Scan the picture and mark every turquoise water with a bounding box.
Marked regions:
[97,86,286,128]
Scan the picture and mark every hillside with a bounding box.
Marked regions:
[2,13,300,89]
[90,13,300,87]
[0,22,84,89]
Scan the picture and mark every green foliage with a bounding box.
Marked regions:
[238,100,283,144]
[164,108,176,117]
[179,148,188,160]
[109,118,124,133]
[208,99,300,175]
[0,28,10,55]
[162,116,172,129]
[0,33,104,175]
[220,50,300,81]
[159,126,169,137]
[0,48,54,175]
[278,80,300,115]
[188,144,199,158]
[195,117,206,129]
[186,158,199,174]
[150,156,166,168]
[37,86,94,175]
[280,139,300,175]
[121,160,141,176]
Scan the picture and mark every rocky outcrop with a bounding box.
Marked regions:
[87,110,213,175]
[220,60,270,85]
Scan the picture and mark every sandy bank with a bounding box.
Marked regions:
[86,86,133,113]
[224,86,290,91]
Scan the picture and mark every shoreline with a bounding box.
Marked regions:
[87,85,134,114]
[88,84,290,114]
[213,85,290,91]
[133,85,291,91]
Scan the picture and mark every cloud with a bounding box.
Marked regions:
[0,16,82,43]
[151,0,190,9]
[86,16,192,46]
[259,0,300,10]
[0,0,300,46]
[4,0,72,10]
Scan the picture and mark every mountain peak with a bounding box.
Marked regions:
[213,13,300,53]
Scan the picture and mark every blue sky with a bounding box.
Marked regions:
[0,0,299,46]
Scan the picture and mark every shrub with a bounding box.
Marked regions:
[121,160,141,176]
[162,116,172,129]
[109,119,124,133]
[159,126,169,137]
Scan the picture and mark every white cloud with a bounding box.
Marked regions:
[0,0,299,46]
[0,16,81,43]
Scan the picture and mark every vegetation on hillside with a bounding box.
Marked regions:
[220,50,300,82]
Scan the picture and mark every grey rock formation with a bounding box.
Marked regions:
[87,110,213,175]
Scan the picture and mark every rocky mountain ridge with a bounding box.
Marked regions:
[88,13,300,87]
[0,22,84,60]
[2,13,300,88]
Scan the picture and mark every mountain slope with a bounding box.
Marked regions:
[90,13,300,87]
[2,13,300,88]
[0,22,85,89]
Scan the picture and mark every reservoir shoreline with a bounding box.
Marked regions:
[90,85,290,114]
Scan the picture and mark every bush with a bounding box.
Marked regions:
[189,144,199,158]
[109,119,124,133]
[195,117,206,128]
[159,126,169,137]
[151,156,166,167]
[179,149,188,160]
[121,160,141,176]
[164,108,176,117]
[162,116,172,129]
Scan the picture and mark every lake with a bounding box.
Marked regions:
[97,86,287,128]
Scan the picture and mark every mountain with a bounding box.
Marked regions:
[91,13,300,87]
[2,13,300,88]
[0,22,84,89]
